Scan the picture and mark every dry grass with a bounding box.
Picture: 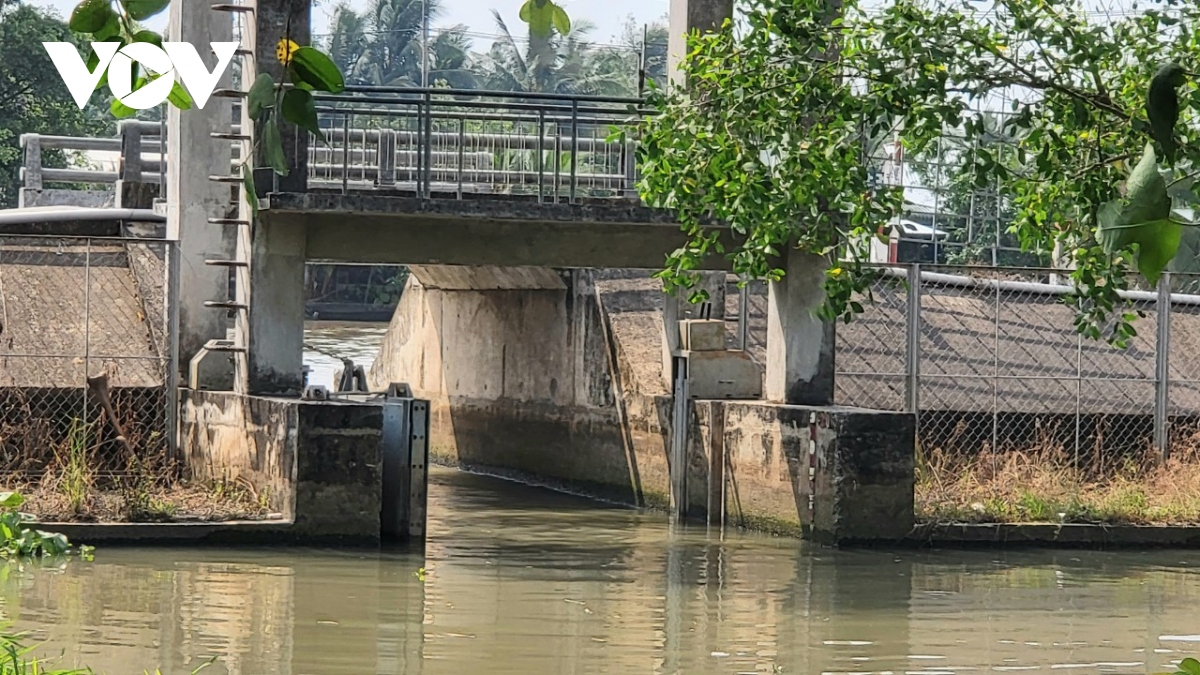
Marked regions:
[10,477,278,523]
[917,428,1200,525]
[0,395,279,523]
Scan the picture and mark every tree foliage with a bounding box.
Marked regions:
[639,0,1200,344]
[0,0,107,207]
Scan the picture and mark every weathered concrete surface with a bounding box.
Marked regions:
[167,0,237,381]
[259,192,733,270]
[369,266,915,543]
[368,267,677,507]
[243,219,306,395]
[684,350,762,400]
[689,401,914,542]
[180,391,384,544]
[180,390,296,516]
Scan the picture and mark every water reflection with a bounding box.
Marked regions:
[3,468,1200,674]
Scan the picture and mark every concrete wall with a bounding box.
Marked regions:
[367,267,669,504]
[369,266,917,542]
[180,391,383,542]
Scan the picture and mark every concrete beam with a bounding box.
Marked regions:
[168,0,236,385]
[765,249,835,405]
[259,193,734,270]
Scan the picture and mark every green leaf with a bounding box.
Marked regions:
[110,98,137,119]
[132,30,164,48]
[247,74,276,121]
[281,88,323,141]
[551,4,571,35]
[119,0,171,21]
[242,164,259,216]
[70,0,115,33]
[289,47,345,94]
[1096,144,1179,284]
[1179,658,1200,675]
[93,12,122,41]
[168,81,193,110]
[0,492,24,510]
[264,121,289,176]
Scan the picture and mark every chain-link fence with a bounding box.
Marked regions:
[0,235,175,484]
[834,264,1200,467]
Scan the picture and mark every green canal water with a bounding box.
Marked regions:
[2,467,1200,674]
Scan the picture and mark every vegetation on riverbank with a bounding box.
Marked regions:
[916,442,1200,526]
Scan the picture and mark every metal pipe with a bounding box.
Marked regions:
[877,265,1200,306]
[1155,273,1172,460]
[0,207,165,224]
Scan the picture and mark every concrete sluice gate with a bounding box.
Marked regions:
[358,265,915,545]
[180,264,912,547]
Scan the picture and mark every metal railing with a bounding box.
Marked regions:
[308,87,647,200]
[0,234,178,481]
[21,89,650,204]
[828,264,1200,463]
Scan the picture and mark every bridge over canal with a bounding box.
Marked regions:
[0,0,914,546]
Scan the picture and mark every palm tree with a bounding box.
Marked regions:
[478,11,628,95]
[324,0,476,88]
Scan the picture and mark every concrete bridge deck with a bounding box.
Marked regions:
[259,191,731,270]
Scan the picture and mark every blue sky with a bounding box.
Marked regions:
[36,0,669,48]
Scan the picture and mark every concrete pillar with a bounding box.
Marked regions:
[167,0,236,383]
[667,0,733,84]
[243,219,307,395]
[246,0,310,194]
[765,250,835,405]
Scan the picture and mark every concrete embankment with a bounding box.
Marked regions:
[368,266,915,543]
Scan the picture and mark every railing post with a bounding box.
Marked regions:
[422,91,433,198]
[569,99,579,203]
[21,135,42,191]
[906,264,922,417]
[537,108,546,203]
[119,121,143,182]
[342,114,351,196]
[457,117,465,200]
[377,129,397,187]
[737,280,749,350]
[1155,272,1172,461]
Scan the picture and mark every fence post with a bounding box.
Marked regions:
[165,239,181,458]
[1155,272,1172,461]
[906,264,922,418]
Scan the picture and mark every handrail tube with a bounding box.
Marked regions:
[0,207,164,224]
[335,85,645,106]
[315,94,647,116]
[879,266,1200,307]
